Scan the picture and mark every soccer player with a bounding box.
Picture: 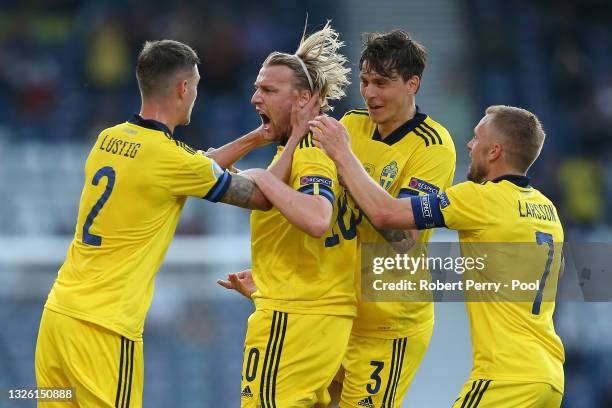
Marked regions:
[34,40,273,408]
[220,30,456,408]
[310,105,565,408]
[213,23,357,407]
[331,31,456,408]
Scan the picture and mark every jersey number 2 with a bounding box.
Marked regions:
[82,166,116,246]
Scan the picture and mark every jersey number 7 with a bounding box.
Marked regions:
[532,231,555,315]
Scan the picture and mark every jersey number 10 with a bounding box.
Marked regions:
[325,191,362,247]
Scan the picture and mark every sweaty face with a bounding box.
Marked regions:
[181,65,200,125]
[359,62,414,127]
[466,115,493,183]
[251,64,296,140]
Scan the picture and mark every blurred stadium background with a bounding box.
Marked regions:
[0,0,610,406]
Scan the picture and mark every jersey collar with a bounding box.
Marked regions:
[490,174,531,187]
[128,114,173,137]
[372,106,427,145]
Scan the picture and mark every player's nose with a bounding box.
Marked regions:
[362,84,375,100]
[467,138,474,151]
[251,89,262,105]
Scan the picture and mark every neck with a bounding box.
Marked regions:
[378,102,416,139]
[483,165,525,182]
[140,100,177,133]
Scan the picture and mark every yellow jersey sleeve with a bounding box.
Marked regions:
[410,181,489,231]
[159,141,232,201]
[290,136,338,205]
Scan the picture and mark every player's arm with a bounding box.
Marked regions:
[205,128,269,170]
[374,181,424,251]
[245,168,333,238]
[311,115,416,230]
[374,226,418,252]
[217,172,272,211]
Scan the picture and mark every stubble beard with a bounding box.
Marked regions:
[467,161,486,183]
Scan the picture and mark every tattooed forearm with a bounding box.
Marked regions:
[219,173,256,209]
[377,228,411,243]
[376,227,417,253]
[218,173,272,210]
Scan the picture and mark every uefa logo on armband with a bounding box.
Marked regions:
[409,177,440,195]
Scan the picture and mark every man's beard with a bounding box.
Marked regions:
[467,161,486,183]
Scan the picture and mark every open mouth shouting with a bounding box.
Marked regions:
[257,109,272,131]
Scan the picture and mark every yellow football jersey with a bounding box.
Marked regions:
[45,115,231,341]
[341,108,456,338]
[411,176,565,392]
[250,135,358,317]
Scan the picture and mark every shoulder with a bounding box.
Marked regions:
[342,108,370,119]
[447,181,485,197]
[295,134,333,164]
[297,133,318,150]
[97,122,132,137]
[413,116,455,151]
[531,187,557,208]
[340,108,373,127]
[340,109,376,145]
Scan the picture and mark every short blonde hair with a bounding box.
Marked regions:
[486,105,546,173]
[263,21,350,112]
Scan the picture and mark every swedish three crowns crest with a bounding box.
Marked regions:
[379,161,398,190]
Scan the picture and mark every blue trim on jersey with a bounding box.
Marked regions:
[298,184,335,206]
[410,193,445,229]
[491,174,531,187]
[204,171,232,202]
[128,114,173,137]
[372,105,427,145]
[397,188,420,198]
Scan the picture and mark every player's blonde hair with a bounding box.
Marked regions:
[263,21,350,112]
[486,105,546,173]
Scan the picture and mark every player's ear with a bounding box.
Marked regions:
[490,143,503,161]
[298,89,313,107]
[177,79,188,99]
[407,75,420,94]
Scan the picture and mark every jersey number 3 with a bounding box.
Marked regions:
[82,166,116,246]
